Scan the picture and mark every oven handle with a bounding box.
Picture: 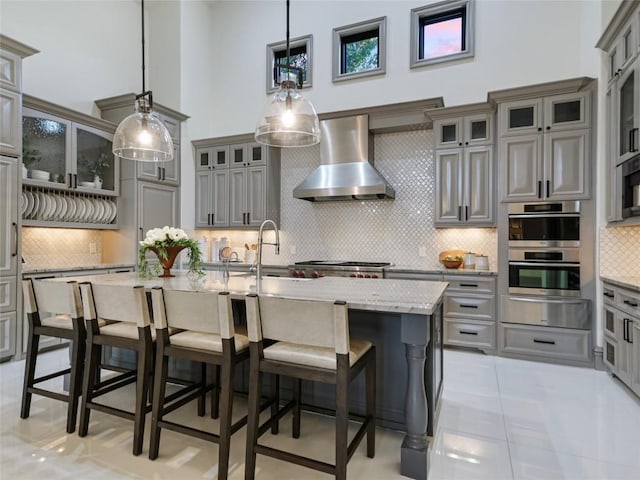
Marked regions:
[508,296,586,305]
[508,213,580,219]
[508,261,580,268]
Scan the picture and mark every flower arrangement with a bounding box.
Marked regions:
[138,226,204,278]
[85,152,111,178]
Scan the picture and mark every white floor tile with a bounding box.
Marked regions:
[439,390,506,441]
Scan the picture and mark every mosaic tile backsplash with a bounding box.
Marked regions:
[198,129,498,269]
[599,225,640,276]
[22,228,103,269]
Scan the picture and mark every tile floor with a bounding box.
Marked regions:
[1,347,639,479]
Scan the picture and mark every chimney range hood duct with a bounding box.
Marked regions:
[293,114,395,201]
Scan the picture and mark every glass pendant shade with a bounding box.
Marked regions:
[255,80,320,148]
[112,98,174,162]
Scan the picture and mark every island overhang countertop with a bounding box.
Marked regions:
[53,271,448,316]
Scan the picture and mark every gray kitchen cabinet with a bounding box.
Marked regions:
[0,155,18,360]
[195,169,229,227]
[427,103,495,227]
[500,323,591,363]
[138,182,179,240]
[443,275,496,353]
[435,146,493,226]
[193,134,280,229]
[601,280,640,398]
[501,128,590,201]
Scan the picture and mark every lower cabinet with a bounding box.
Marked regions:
[0,312,16,359]
[602,280,640,398]
[500,323,591,363]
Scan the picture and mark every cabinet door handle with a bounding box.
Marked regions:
[533,338,556,345]
[247,211,250,224]
[623,319,628,342]
[459,304,478,309]
[243,212,246,225]
[630,128,638,153]
[465,205,469,221]
[74,174,78,189]
[623,300,639,307]
[208,213,211,225]
[546,126,551,131]
[67,173,73,188]
[157,168,162,180]
[11,222,18,257]
[212,213,215,225]
[139,227,144,242]
[459,330,478,336]
[457,206,462,221]
[537,180,542,199]
[546,180,550,198]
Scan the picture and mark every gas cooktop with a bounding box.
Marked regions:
[293,261,391,268]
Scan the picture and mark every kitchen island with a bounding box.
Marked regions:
[54,271,447,480]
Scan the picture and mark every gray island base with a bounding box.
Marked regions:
[53,271,447,480]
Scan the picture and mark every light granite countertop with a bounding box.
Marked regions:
[54,270,448,316]
[601,276,640,294]
[22,263,136,275]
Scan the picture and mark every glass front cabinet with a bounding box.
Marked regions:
[22,100,118,196]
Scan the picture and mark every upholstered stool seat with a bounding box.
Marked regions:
[264,338,372,370]
[169,330,250,353]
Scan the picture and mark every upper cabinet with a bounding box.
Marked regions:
[21,97,119,196]
[490,79,594,203]
[193,134,280,230]
[426,103,495,227]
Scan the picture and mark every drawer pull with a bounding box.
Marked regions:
[533,338,556,345]
[623,300,638,307]
[459,283,478,288]
[460,304,478,309]
[459,330,478,336]
[603,292,614,298]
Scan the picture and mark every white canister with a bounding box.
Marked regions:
[475,255,489,270]
[463,252,476,269]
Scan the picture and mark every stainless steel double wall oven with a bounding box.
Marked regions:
[505,201,589,329]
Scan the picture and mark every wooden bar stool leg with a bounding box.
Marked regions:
[292,378,301,439]
[20,331,39,419]
[66,334,85,433]
[335,357,349,480]
[197,362,206,417]
[79,340,101,437]
[366,348,376,458]
[270,373,280,435]
[244,355,263,480]
[132,340,152,456]
[217,350,235,480]
[149,347,169,460]
[211,365,220,419]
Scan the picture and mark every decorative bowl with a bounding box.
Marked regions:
[31,169,50,181]
[441,259,463,269]
[79,181,95,188]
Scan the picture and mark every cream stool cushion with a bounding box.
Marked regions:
[170,331,249,353]
[264,338,372,370]
[41,314,109,330]
[99,321,156,340]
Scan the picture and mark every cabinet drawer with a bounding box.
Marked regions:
[444,276,495,294]
[445,319,495,349]
[0,276,16,312]
[445,294,493,320]
[602,283,617,305]
[618,289,640,316]
[501,324,591,362]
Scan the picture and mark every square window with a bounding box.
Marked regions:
[266,34,312,94]
[333,17,386,82]
[411,0,474,69]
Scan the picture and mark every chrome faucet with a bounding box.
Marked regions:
[256,219,280,278]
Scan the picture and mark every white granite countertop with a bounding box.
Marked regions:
[601,276,640,294]
[22,263,136,275]
[54,270,448,316]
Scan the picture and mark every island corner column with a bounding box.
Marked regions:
[399,310,432,480]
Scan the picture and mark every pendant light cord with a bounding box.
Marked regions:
[285,0,290,70]
[141,0,146,93]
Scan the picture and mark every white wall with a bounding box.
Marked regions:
[209,0,603,136]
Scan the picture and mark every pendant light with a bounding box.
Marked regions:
[255,0,320,147]
[112,0,173,162]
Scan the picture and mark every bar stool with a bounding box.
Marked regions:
[148,287,250,480]
[244,294,376,480]
[77,282,154,456]
[21,279,85,433]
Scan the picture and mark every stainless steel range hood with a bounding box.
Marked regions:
[293,115,395,201]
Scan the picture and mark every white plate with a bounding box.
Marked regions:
[100,199,110,223]
[40,193,50,220]
[31,192,40,220]
[77,197,87,223]
[93,198,104,223]
[83,197,94,223]
[21,192,27,216]
[25,191,34,218]
[51,195,62,221]
[43,193,54,220]
[66,196,77,222]
[107,200,117,223]
[60,196,70,221]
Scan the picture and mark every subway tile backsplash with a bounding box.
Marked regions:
[200,129,497,269]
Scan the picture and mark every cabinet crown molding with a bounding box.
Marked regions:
[487,77,595,105]
[596,0,640,50]
[94,93,189,122]
[0,34,39,58]
[23,94,117,133]
[425,102,494,121]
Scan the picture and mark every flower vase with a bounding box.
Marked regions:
[149,245,186,277]
[94,175,103,189]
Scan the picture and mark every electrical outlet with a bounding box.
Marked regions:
[290,245,296,255]
[418,246,427,257]
[89,242,97,254]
